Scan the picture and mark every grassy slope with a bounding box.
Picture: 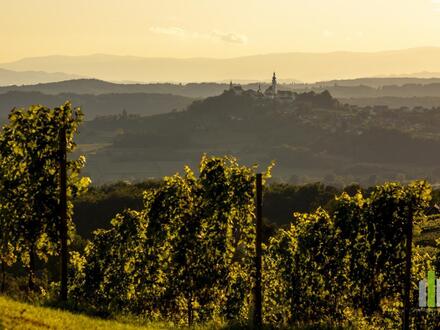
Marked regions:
[0,295,170,330]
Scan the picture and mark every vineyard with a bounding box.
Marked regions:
[1,103,440,329]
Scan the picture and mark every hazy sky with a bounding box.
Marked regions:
[1,0,440,63]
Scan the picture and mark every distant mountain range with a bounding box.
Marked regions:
[0,68,84,86]
[3,48,440,82]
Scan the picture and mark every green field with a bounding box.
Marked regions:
[0,296,172,330]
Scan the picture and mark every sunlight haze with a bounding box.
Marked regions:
[1,0,440,62]
[3,2,440,329]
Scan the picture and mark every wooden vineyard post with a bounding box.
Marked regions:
[403,206,413,330]
[254,173,263,328]
[59,110,68,302]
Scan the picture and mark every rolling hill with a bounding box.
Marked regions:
[0,91,194,119]
[4,78,440,101]
[0,79,228,98]
[3,48,440,82]
[73,89,440,184]
[0,68,84,86]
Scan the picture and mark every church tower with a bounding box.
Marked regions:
[272,72,277,97]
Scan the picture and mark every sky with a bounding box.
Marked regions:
[1,0,440,63]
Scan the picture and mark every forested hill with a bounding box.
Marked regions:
[5,77,440,99]
[0,91,194,119]
[313,77,440,87]
[77,89,440,185]
[0,79,228,98]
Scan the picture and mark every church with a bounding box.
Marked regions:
[228,72,295,101]
[263,72,278,98]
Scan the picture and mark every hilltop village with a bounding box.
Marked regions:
[227,72,296,101]
[227,72,338,108]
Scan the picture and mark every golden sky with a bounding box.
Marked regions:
[1,0,440,63]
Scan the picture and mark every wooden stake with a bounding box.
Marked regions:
[59,110,68,302]
[254,173,263,328]
[403,206,413,330]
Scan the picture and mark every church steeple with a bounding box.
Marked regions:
[272,72,277,96]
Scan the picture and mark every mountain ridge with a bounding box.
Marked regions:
[0,68,85,86]
[3,47,440,83]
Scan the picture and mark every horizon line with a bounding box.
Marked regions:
[3,45,440,64]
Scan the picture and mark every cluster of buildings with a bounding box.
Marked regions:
[227,72,296,101]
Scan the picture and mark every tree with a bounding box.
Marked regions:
[263,207,348,325]
[0,102,90,291]
[263,181,431,328]
[0,139,21,292]
[74,155,272,324]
